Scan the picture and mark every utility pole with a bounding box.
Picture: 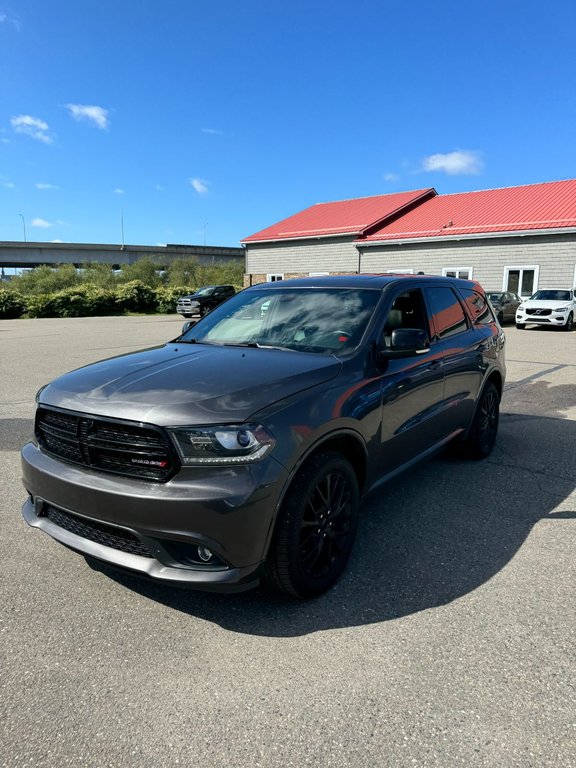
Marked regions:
[19,213,27,242]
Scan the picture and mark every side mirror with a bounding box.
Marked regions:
[182,320,194,334]
[377,328,430,359]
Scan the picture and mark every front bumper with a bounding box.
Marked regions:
[515,310,571,327]
[21,442,289,591]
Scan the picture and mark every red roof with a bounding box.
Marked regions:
[242,188,435,243]
[359,179,576,243]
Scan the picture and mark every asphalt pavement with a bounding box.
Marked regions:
[1,316,574,768]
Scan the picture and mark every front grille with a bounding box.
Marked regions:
[36,406,178,482]
[526,308,552,316]
[42,503,153,557]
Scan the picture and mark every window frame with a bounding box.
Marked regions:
[503,265,540,298]
[266,273,284,282]
[442,267,473,280]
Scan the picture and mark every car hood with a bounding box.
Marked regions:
[520,300,573,309]
[38,343,341,425]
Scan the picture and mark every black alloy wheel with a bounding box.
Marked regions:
[463,382,500,459]
[264,452,360,598]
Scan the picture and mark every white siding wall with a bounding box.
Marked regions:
[246,236,359,275]
[358,234,576,290]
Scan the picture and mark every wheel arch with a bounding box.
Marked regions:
[263,429,368,560]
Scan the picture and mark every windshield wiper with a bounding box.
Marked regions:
[221,341,296,351]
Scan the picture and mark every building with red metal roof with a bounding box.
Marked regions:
[243,179,576,297]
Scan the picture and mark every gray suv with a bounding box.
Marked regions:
[22,275,506,598]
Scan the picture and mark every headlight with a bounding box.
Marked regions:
[169,424,275,465]
[553,305,570,312]
[517,305,525,311]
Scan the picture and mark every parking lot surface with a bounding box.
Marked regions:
[1,316,575,767]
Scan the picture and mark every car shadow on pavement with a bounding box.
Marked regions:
[90,409,576,637]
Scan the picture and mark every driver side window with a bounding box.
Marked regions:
[381,290,429,347]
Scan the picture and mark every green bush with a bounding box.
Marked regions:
[154,285,193,314]
[115,280,157,313]
[25,286,117,318]
[0,289,26,319]
[10,264,81,295]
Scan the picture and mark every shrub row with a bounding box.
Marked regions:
[0,282,194,320]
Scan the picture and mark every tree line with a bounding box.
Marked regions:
[0,257,244,319]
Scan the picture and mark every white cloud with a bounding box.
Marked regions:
[155,184,164,192]
[421,150,483,175]
[190,178,208,194]
[1,177,15,188]
[383,172,399,182]
[113,187,124,195]
[50,239,63,243]
[65,104,109,129]
[202,128,224,135]
[36,182,59,190]
[11,115,53,144]
[0,12,20,30]
[31,218,52,228]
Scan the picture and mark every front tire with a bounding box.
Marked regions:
[264,452,360,598]
[515,322,525,329]
[563,312,573,332]
[463,382,500,459]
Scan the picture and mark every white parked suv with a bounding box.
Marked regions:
[515,289,575,331]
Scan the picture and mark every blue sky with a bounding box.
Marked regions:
[1,0,575,248]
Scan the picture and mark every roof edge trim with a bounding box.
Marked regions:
[355,226,576,248]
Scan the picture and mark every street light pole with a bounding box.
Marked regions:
[19,213,27,242]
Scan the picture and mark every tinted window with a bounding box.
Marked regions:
[460,289,495,325]
[381,290,428,347]
[425,287,468,339]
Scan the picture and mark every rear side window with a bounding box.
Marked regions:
[425,287,468,339]
[460,289,495,325]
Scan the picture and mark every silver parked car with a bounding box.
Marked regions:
[487,291,522,324]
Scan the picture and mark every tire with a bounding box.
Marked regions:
[463,382,500,460]
[563,312,573,332]
[264,451,360,599]
[497,311,504,324]
[515,322,525,329]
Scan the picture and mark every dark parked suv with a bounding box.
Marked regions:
[22,275,505,598]
[176,284,236,318]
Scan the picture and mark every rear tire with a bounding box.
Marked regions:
[463,382,500,459]
[264,452,360,599]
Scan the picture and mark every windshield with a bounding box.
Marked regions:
[530,290,571,301]
[178,287,381,354]
[193,286,216,296]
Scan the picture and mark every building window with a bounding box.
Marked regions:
[442,267,473,279]
[504,265,539,297]
[309,272,329,277]
[267,274,284,282]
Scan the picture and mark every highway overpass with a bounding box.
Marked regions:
[0,241,244,270]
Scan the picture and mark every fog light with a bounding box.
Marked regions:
[197,546,214,563]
